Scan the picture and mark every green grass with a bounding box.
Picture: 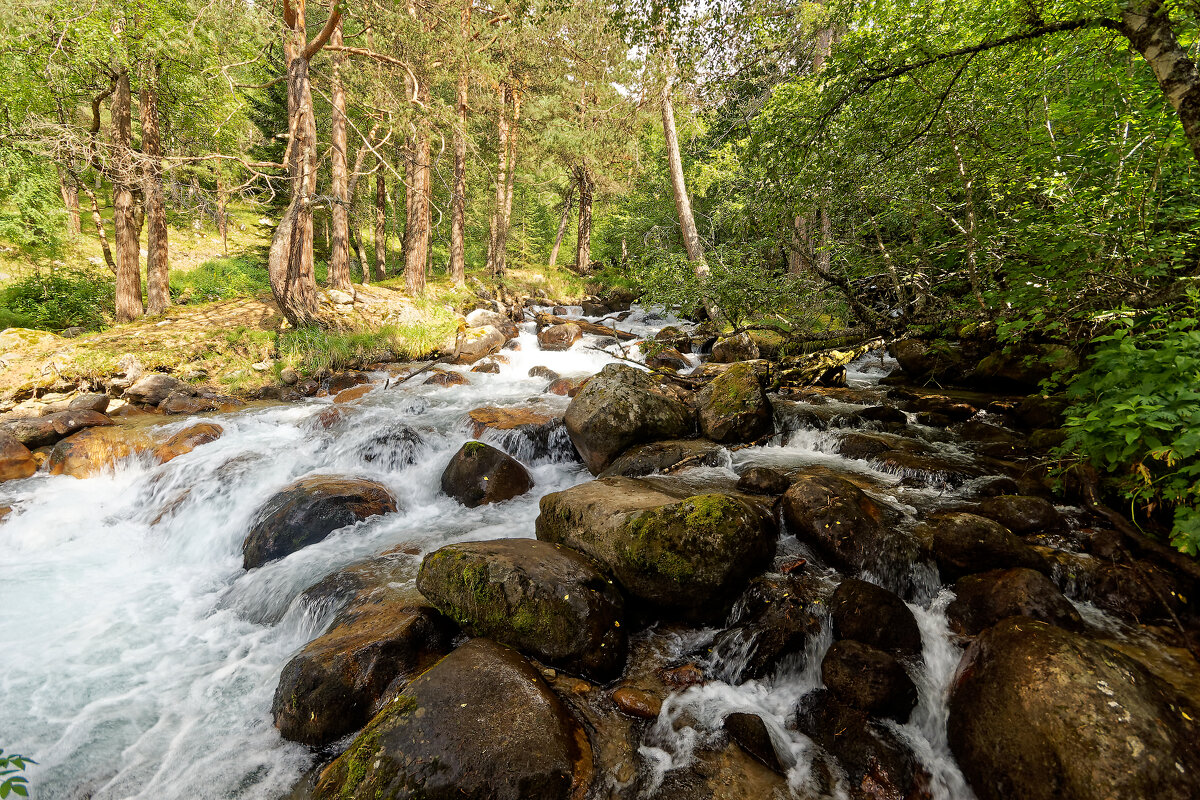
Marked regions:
[0,266,115,330]
[169,255,271,302]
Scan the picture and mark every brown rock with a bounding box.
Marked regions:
[3,409,114,448]
[47,426,155,478]
[424,369,469,387]
[470,360,501,374]
[0,431,37,482]
[125,373,186,406]
[440,441,533,507]
[612,686,662,719]
[333,384,373,403]
[546,377,583,396]
[538,323,583,351]
[155,423,224,463]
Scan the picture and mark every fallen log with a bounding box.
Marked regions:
[774,338,884,387]
[534,312,639,341]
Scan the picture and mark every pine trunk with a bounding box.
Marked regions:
[111,69,143,323]
[548,183,575,269]
[494,86,520,276]
[574,164,593,273]
[405,86,431,296]
[486,82,510,276]
[140,65,170,316]
[57,168,80,236]
[449,1,471,285]
[375,165,387,281]
[328,18,351,290]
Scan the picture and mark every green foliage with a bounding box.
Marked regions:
[0,267,114,330]
[277,310,455,376]
[1059,292,1200,555]
[0,152,63,253]
[169,256,271,302]
[0,749,35,798]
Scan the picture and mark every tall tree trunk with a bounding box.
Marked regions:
[486,82,510,276]
[375,163,387,281]
[661,81,706,268]
[449,0,471,286]
[548,182,575,269]
[216,171,228,254]
[81,182,117,273]
[494,86,520,276]
[947,125,987,309]
[57,168,80,236]
[328,17,351,290]
[111,69,143,323]
[268,0,341,327]
[574,164,594,273]
[348,127,379,284]
[405,85,431,296]
[140,64,170,316]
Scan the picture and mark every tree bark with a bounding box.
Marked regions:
[405,83,432,296]
[486,82,510,276]
[216,171,228,254]
[328,17,352,290]
[81,182,117,274]
[348,126,379,284]
[375,163,387,281]
[947,125,987,309]
[548,182,575,269]
[449,0,471,286]
[111,69,143,323]
[574,164,594,273]
[140,64,170,316]
[57,169,80,236]
[268,0,341,327]
[495,85,520,275]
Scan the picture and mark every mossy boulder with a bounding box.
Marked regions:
[563,364,694,475]
[949,618,1200,800]
[313,638,588,800]
[0,431,36,482]
[889,338,970,384]
[242,476,398,569]
[440,441,533,508]
[536,477,775,620]
[697,362,773,444]
[273,585,454,747]
[971,343,1079,391]
[599,439,725,478]
[417,538,626,680]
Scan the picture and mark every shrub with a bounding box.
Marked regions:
[0,266,114,330]
[170,255,270,302]
[1058,292,1200,554]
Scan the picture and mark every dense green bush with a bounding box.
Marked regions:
[1059,293,1200,555]
[169,255,271,301]
[0,266,114,330]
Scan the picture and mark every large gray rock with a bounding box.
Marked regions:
[536,477,775,620]
[465,309,518,340]
[697,361,773,444]
[312,639,588,800]
[599,439,724,478]
[2,409,113,448]
[563,364,693,475]
[915,512,1046,582]
[453,325,506,364]
[242,476,398,569]
[440,441,533,508]
[417,538,625,680]
[124,373,187,406]
[947,567,1082,636]
[949,618,1200,800]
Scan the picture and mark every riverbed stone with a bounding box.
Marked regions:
[528,365,561,381]
[946,567,1082,636]
[564,364,694,474]
[828,578,922,660]
[312,638,588,800]
[3,409,114,448]
[974,495,1065,534]
[599,439,725,478]
[724,712,785,774]
[452,325,506,364]
[916,512,1046,582]
[536,476,775,620]
[440,441,533,507]
[538,323,583,351]
[465,309,519,340]
[782,472,921,585]
[890,338,969,384]
[821,639,917,721]
[0,431,36,482]
[735,466,792,495]
[417,538,625,680]
[646,347,690,371]
[154,422,223,462]
[124,373,186,406]
[710,572,829,679]
[710,333,759,363]
[948,617,1200,800]
[697,361,773,444]
[274,588,454,747]
[47,426,155,477]
[242,476,398,569]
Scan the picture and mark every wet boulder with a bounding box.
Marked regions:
[599,439,724,478]
[536,477,775,620]
[313,638,588,800]
[709,332,759,363]
[829,578,922,660]
[470,360,500,374]
[972,344,1079,391]
[974,495,1064,534]
[242,476,398,569]
[710,573,829,680]
[782,472,921,584]
[124,373,186,406]
[612,686,662,719]
[724,712,786,774]
[916,512,1046,582]
[424,369,469,387]
[821,640,917,721]
[3,409,113,449]
[154,422,223,462]
[274,587,454,747]
[735,466,791,496]
[948,617,1200,800]
[564,364,693,475]
[417,538,626,680]
[1035,548,1185,624]
[357,423,426,469]
[946,567,1082,636]
[452,325,506,364]
[796,689,930,800]
[889,338,969,384]
[646,347,690,371]
[47,426,155,478]
[465,308,519,340]
[528,365,561,381]
[546,377,585,397]
[1013,394,1070,430]
[440,441,533,508]
[0,431,36,482]
[537,323,582,351]
[697,362,773,444]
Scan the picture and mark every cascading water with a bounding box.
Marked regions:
[0,306,1113,800]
